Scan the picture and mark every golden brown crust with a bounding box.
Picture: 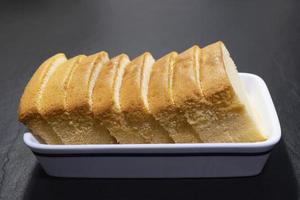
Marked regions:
[66,52,109,112]
[40,55,86,117]
[120,52,151,113]
[18,54,67,122]
[200,41,232,101]
[148,52,177,114]
[172,45,204,106]
[92,54,129,116]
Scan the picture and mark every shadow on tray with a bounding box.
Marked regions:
[24,140,298,200]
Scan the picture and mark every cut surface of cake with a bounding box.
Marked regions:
[196,41,266,142]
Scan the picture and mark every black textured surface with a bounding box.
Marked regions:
[0,0,300,199]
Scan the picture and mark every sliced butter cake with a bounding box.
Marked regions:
[65,52,116,144]
[149,52,200,143]
[172,46,204,142]
[120,52,173,143]
[92,54,131,144]
[39,55,86,144]
[197,41,266,142]
[18,54,67,144]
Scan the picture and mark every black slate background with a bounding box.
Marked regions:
[0,0,300,199]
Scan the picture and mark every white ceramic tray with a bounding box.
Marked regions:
[23,73,281,178]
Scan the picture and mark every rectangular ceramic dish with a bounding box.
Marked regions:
[24,73,281,178]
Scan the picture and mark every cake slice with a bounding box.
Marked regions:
[92,54,133,144]
[39,55,86,144]
[120,52,173,143]
[65,52,116,144]
[172,46,206,142]
[197,41,266,142]
[18,54,67,144]
[148,52,200,143]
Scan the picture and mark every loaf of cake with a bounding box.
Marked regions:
[18,41,267,144]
